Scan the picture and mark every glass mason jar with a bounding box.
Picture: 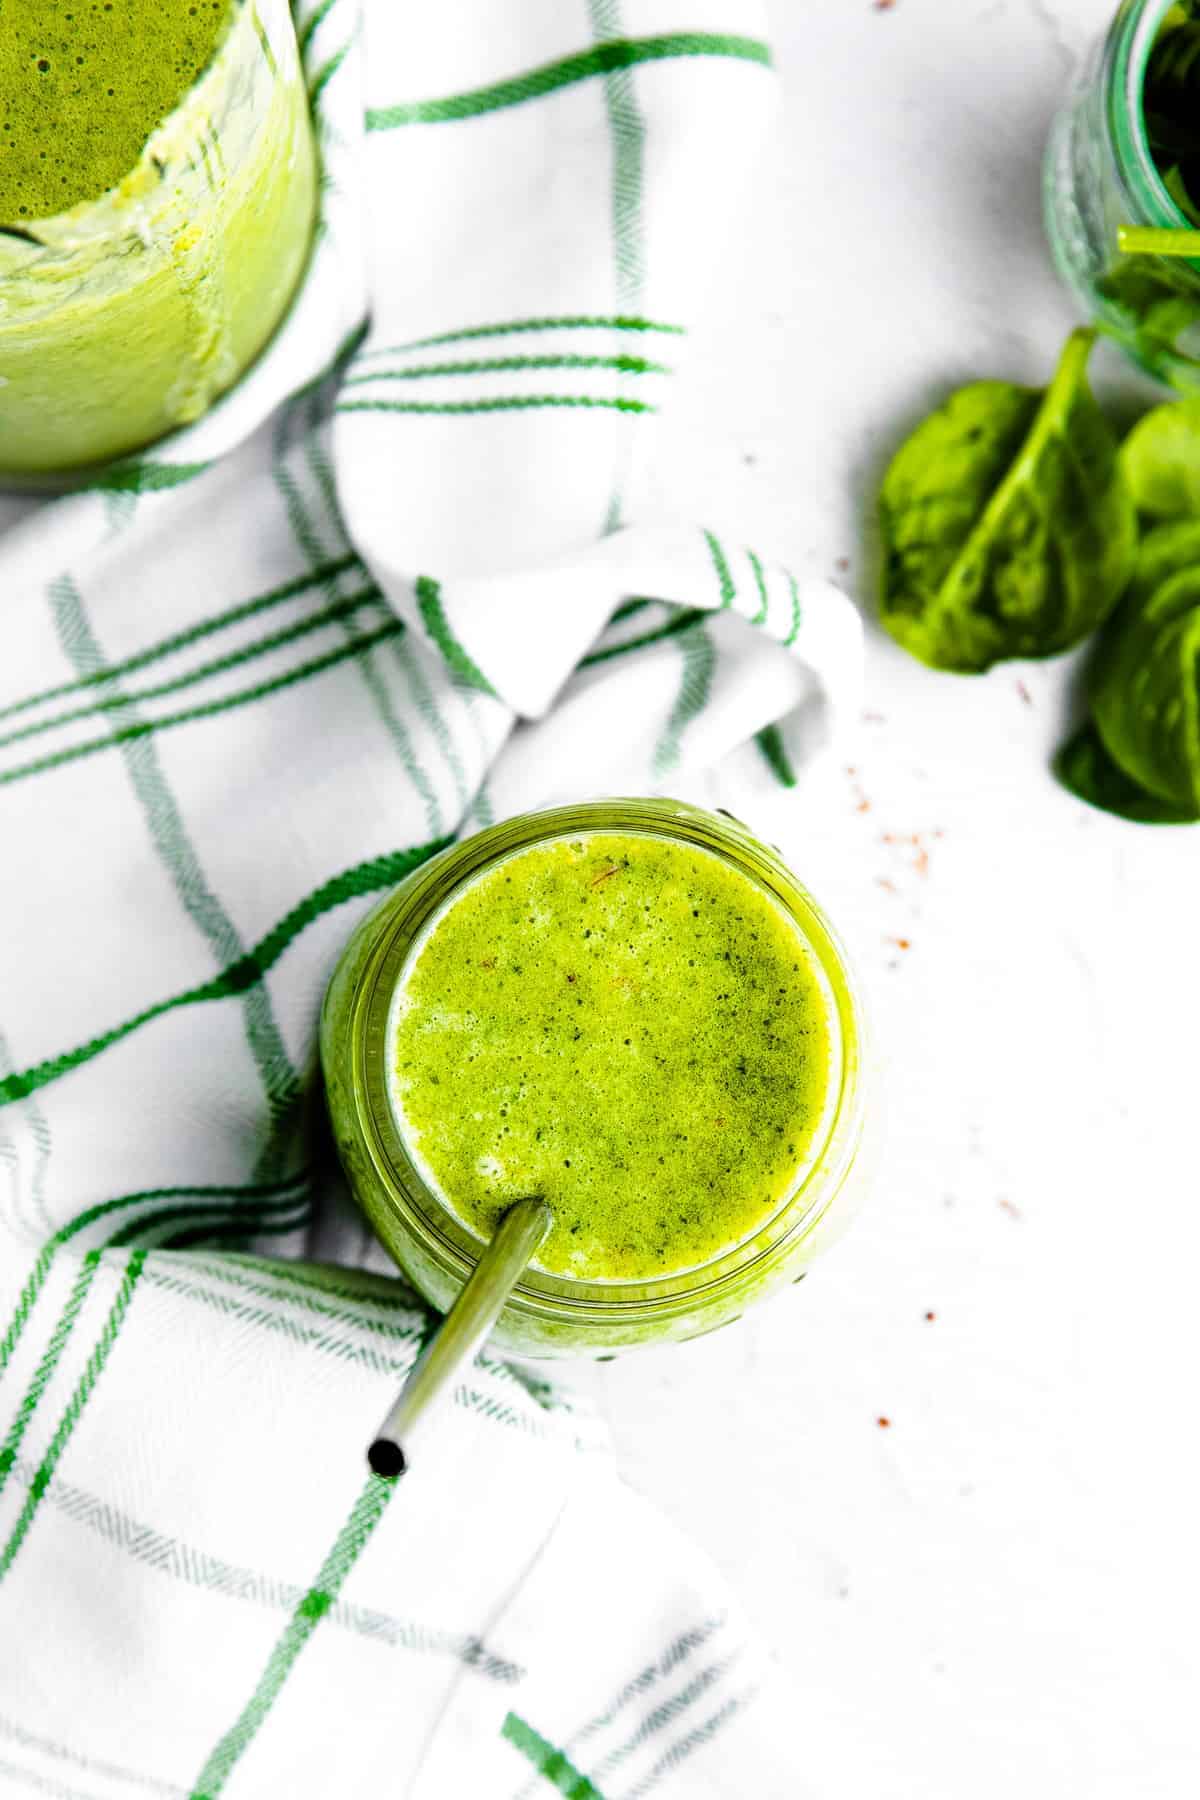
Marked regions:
[1044,0,1200,389]
[320,800,874,1359]
[0,0,316,481]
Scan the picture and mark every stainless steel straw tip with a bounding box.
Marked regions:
[367,1439,407,1480]
[364,1197,552,1480]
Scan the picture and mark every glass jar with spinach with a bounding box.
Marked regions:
[1045,0,1200,388]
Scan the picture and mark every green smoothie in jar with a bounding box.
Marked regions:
[391,833,835,1283]
[0,0,316,477]
[321,802,872,1357]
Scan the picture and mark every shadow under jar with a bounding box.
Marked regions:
[320,800,874,1358]
[1045,0,1200,389]
[0,0,316,481]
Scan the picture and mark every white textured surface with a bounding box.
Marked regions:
[573,3,1199,1795]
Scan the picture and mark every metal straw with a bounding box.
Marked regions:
[367,1197,553,1479]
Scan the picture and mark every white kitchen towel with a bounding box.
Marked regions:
[0,3,863,1796]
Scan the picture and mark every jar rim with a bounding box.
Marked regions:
[343,799,869,1329]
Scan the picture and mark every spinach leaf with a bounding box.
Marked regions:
[1120,395,1200,516]
[1162,162,1200,228]
[879,330,1136,672]
[1058,514,1200,826]
[1055,721,1198,823]
[1089,566,1200,816]
[1128,517,1200,607]
[1096,262,1200,385]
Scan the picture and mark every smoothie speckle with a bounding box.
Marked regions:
[390,832,835,1281]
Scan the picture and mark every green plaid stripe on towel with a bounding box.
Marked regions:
[0,2,862,1794]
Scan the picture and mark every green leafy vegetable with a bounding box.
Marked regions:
[1120,395,1200,516]
[879,330,1137,672]
[1089,566,1200,816]
[1128,517,1200,606]
[1055,721,1197,823]
[1057,500,1200,826]
[1163,162,1200,227]
[1096,262,1200,386]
